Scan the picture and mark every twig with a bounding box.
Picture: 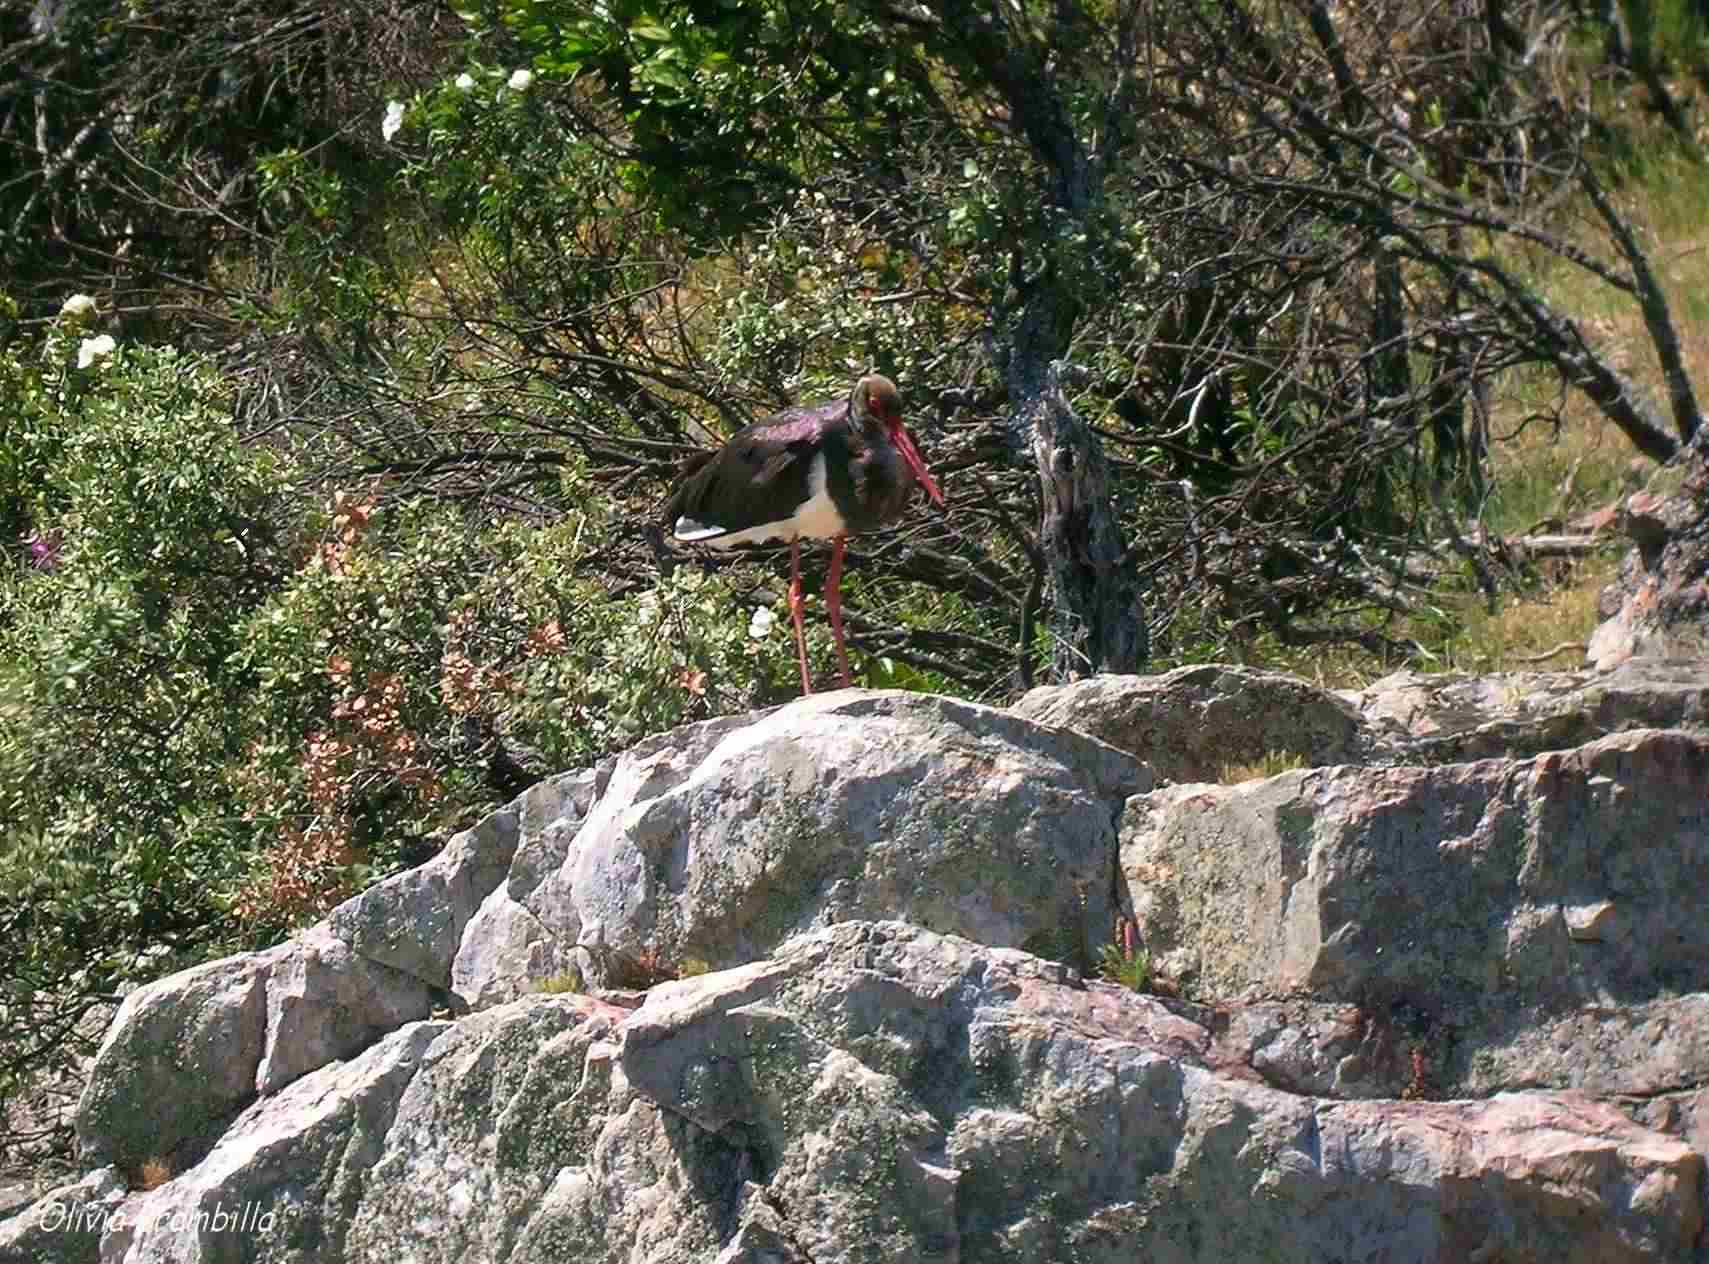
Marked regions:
[1507,641,1584,664]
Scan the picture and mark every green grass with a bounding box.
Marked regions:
[533,967,584,995]
[1416,555,1622,674]
[1099,942,1151,993]
[1220,749,1310,784]
[1224,100,1708,691]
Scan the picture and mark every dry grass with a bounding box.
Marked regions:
[1431,147,1709,674]
[1246,140,1709,691]
[1480,147,1709,515]
[1417,554,1622,674]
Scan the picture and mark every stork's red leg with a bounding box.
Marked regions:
[788,538,813,694]
[826,535,852,688]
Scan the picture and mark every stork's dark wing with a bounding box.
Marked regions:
[666,402,842,539]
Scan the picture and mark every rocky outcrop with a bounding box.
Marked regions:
[70,798,547,1175]
[67,692,1147,1171]
[1014,659,1709,775]
[6,672,1709,1262]
[15,924,1704,1264]
[1124,727,1709,1102]
[1349,657,1709,763]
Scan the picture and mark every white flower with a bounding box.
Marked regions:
[76,334,116,369]
[381,100,405,142]
[748,607,777,640]
[455,72,476,92]
[507,68,534,92]
[60,293,98,321]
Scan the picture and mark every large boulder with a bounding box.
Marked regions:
[1012,664,1369,782]
[73,773,580,1169]
[523,690,1147,987]
[1123,727,1709,1099]
[74,954,270,1173]
[40,923,1704,1263]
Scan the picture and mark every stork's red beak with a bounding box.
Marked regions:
[889,420,945,507]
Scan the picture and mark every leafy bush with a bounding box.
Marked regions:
[226,498,809,939]
[0,311,817,1161]
[2,324,294,959]
[1,322,298,1162]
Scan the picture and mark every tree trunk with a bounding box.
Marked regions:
[927,0,1149,677]
[1028,363,1147,677]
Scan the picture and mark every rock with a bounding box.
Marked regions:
[619,924,1702,1261]
[70,923,1702,1262]
[343,994,694,1264]
[0,1166,125,1264]
[536,690,1145,987]
[1588,468,1709,669]
[1011,660,1709,776]
[1349,657,1709,763]
[254,925,437,1095]
[104,1021,450,1264]
[1565,900,1619,941]
[326,795,522,989]
[75,954,269,1171]
[713,1186,812,1263]
[1012,664,1368,782]
[49,678,1709,1259]
[451,889,568,1011]
[1122,727,1709,1099]
[73,770,593,1171]
[1629,1090,1709,1168]
[1211,999,1407,1099]
[1299,1093,1701,1260]
[450,767,604,1009]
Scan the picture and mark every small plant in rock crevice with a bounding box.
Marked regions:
[1402,1044,1435,1101]
[1101,917,1152,993]
[1219,749,1310,784]
[533,968,584,995]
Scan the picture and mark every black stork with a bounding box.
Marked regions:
[666,374,945,693]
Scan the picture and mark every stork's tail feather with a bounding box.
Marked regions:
[672,516,727,543]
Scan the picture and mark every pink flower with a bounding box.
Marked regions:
[23,528,63,570]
